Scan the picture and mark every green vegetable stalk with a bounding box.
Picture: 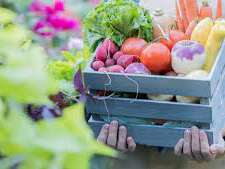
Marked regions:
[84,0,153,51]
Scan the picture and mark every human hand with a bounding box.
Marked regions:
[97,120,136,152]
[174,126,225,161]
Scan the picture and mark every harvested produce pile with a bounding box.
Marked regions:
[84,0,225,105]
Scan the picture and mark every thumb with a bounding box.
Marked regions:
[210,144,225,159]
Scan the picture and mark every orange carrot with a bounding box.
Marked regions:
[177,0,189,30]
[185,19,198,39]
[199,0,213,19]
[176,0,185,32]
[216,0,223,19]
[184,0,199,23]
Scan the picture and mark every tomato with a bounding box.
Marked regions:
[121,38,147,57]
[169,30,187,46]
[140,43,171,74]
[160,30,187,51]
[160,38,174,51]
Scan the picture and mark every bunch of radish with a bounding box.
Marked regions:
[92,39,149,74]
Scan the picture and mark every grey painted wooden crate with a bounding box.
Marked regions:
[83,41,225,148]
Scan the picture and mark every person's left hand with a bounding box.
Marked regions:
[174,126,225,161]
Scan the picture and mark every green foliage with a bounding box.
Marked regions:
[0,8,115,169]
[84,0,153,51]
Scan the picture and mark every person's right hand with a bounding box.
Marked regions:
[174,126,225,162]
[97,120,136,152]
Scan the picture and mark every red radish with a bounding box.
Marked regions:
[95,43,107,62]
[98,67,108,72]
[121,38,147,57]
[117,55,135,68]
[107,65,124,73]
[113,51,124,60]
[92,60,104,71]
[102,39,118,56]
[95,39,118,62]
[105,58,115,67]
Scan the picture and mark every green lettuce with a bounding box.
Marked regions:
[84,0,153,51]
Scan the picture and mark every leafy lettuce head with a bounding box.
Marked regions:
[84,0,153,51]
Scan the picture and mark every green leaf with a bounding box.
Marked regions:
[0,7,16,24]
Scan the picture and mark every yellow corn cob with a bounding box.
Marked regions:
[191,17,214,46]
[203,21,225,72]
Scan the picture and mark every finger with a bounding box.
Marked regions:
[174,138,184,156]
[107,120,119,148]
[210,144,225,158]
[97,124,109,143]
[127,137,136,152]
[191,126,202,161]
[199,130,211,161]
[183,129,193,159]
[117,126,128,152]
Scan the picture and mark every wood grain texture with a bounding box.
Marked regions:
[86,96,212,123]
[89,119,214,147]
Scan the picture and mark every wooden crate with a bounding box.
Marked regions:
[83,41,225,148]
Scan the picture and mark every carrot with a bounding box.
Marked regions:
[176,0,185,32]
[185,19,198,39]
[216,0,223,19]
[184,0,199,23]
[199,0,213,19]
[177,0,189,30]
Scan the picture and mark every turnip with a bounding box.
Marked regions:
[113,51,124,61]
[171,40,206,74]
[117,55,135,68]
[125,63,150,74]
[105,58,115,67]
[92,60,104,71]
[176,70,208,103]
[107,65,124,73]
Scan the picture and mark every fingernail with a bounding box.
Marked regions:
[185,129,190,134]
[104,124,109,129]
[111,120,118,126]
[120,126,126,130]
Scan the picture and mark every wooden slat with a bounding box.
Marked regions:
[209,41,225,97]
[89,119,214,147]
[86,96,212,123]
[83,70,211,97]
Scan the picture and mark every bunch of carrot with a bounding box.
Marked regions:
[176,0,223,37]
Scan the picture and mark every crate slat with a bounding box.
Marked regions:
[209,41,225,97]
[86,96,212,123]
[84,71,211,97]
[89,119,213,147]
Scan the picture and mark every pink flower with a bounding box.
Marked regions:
[47,14,80,31]
[29,0,45,13]
[54,0,65,11]
[90,0,100,5]
[33,20,54,37]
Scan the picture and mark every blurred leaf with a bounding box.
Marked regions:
[0,7,16,24]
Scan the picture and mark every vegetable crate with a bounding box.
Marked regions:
[83,41,225,148]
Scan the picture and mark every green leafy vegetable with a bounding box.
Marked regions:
[84,0,153,51]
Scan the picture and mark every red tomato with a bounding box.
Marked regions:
[140,43,171,74]
[160,38,174,51]
[169,30,187,46]
[121,38,147,57]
